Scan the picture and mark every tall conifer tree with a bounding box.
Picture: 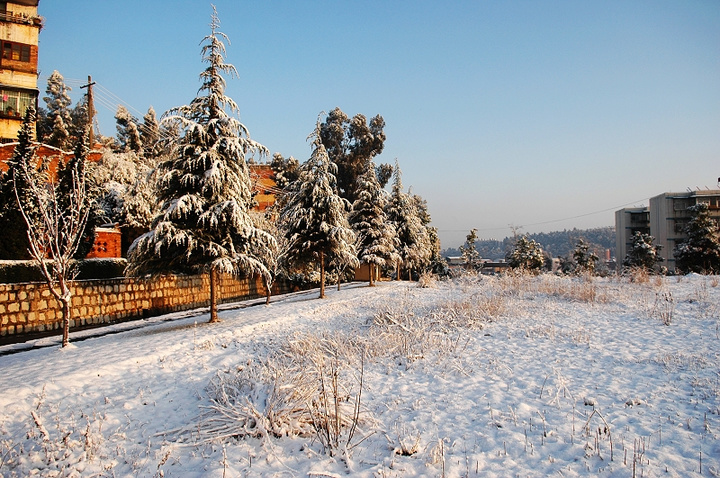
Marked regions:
[350,162,398,285]
[127,7,276,322]
[0,107,39,259]
[280,121,357,298]
[673,202,720,274]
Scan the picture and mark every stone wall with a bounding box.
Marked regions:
[0,273,287,339]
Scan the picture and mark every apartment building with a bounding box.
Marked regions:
[615,206,650,266]
[649,190,720,272]
[616,190,720,272]
[0,0,42,142]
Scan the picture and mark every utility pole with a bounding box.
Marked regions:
[80,75,96,145]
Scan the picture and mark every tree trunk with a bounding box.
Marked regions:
[209,267,219,323]
[319,252,326,299]
[337,267,342,291]
[61,297,71,348]
[264,274,272,305]
[369,264,375,287]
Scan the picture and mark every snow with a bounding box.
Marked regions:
[1,273,719,477]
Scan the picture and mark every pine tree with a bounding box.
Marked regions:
[56,129,100,259]
[69,96,90,144]
[572,239,599,274]
[459,228,480,271]
[350,162,399,286]
[623,231,663,271]
[411,192,441,275]
[386,162,429,280]
[279,121,357,298]
[506,235,544,272]
[115,105,143,154]
[127,6,276,322]
[42,70,73,150]
[140,106,160,158]
[673,202,720,274]
[270,152,300,191]
[0,107,40,259]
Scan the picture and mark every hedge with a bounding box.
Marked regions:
[0,258,128,284]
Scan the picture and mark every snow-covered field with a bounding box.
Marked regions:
[1,273,719,477]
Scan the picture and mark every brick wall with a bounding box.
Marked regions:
[0,273,289,339]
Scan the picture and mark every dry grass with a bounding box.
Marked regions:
[193,332,370,458]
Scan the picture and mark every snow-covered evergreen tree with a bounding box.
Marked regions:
[0,107,40,259]
[506,235,545,272]
[140,106,160,158]
[48,114,71,150]
[279,121,357,298]
[673,202,720,274]
[42,71,73,150]
[69,96,90,144]
[57,128,101,259]
[350,162,399,286]
[459,228,480,270]
[115,105,142,154]
[572,239,599,274]
[411,192,441,274]
[127,6,276,322]
[386,162,431,280]
[91,150,143,224]
[270,152,300,191]
[623,231,663,271]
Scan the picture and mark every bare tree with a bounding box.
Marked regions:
[15,132,91,348]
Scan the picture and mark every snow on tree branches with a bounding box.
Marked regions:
[506,235,544,272]
[623,231,663,272]
[386,161,435,280]
[14,110,92,347]
[279,120,357,298]
[459,228,480,271]
[673,202,720,274]
[127,6,276,322]
[350,162,399,286]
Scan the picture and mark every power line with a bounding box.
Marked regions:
[439,197,650,234]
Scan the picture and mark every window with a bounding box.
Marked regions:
[0,89,35,117]
[2,41,31,63]
[673,198,692,212]
[674,219,689,234]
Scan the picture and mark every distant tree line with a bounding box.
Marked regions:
[442,226,616,261]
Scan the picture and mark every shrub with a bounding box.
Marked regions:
[0,258,127,283]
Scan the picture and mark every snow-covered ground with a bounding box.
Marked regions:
[1,273,719,477]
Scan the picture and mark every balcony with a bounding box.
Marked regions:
[0,10,43,28]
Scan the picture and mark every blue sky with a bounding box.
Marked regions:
[37,1,720,249]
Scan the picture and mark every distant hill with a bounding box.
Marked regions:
[442,226,615,261]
